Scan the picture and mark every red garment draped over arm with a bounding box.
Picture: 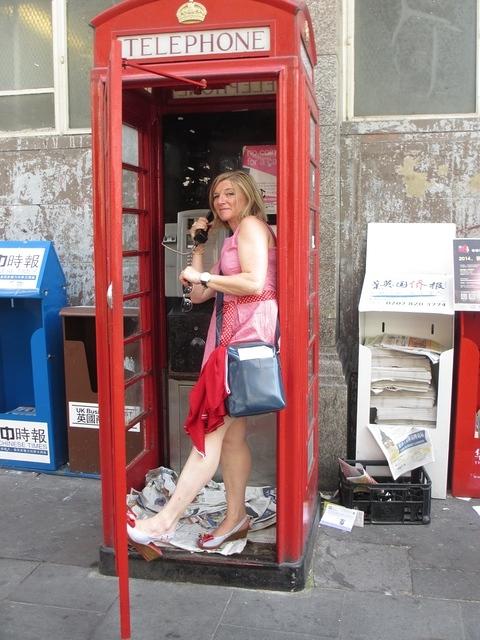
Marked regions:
[184,346,228,456]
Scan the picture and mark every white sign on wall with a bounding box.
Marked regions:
[69,402,100,429]
[453,238,480,311]
[359,273,453,314]
[0,419,50,464]
[69,402,140,432]
[119,26,270,60]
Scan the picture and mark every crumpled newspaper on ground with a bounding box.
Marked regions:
[127,466,276,555]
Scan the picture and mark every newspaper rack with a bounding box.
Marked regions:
[0,241,67,471]
[356,223,456,499]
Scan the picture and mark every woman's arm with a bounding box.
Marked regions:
[188,245,216,304]
[179,216,216,304]
[180,217,270,296]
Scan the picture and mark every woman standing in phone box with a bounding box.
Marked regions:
[127,170,278,557]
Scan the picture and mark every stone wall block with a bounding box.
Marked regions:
[315,55,338,127]
[320,195,338,347]
[320,125,337,197]
[307,0,338,56]
[0,203,94,306]
[319,350,348,489]
[0,148,92,207]
[453,197,480,238]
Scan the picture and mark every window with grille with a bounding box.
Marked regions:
[347,0,477,118]
[0,0,120,135]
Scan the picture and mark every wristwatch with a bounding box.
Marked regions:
[200,272,212,288]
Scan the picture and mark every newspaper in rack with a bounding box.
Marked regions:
[338,459,377,485]
[365,336,440,428]
[365,334,445,364]
[367,424,435,480]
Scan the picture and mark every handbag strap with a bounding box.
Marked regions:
[215,290,224,347]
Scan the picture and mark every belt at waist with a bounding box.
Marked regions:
[220,290,277,346]
[224,290,277,306]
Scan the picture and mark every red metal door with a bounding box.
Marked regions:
[94,41,160,527]
[93,39,164,639]
[93,38,130,640]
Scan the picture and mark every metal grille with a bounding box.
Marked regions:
[0,1,53,90]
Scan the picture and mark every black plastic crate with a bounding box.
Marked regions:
[339,459,431,524]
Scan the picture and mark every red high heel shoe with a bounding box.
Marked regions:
[197,516,250,550]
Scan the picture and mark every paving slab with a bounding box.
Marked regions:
[91,578,233,640]
[313,535,412,595]
[214,625,336,640]
[339,591,463,640]
[317,497,480,573]
[459,601,480,640]
[412,567,480,602]
[8,562,118,612]
[407,498,480,570]
[0,600,104,640]
[222,587,344,638]
[0,558,38,600]
[0,470,102,566]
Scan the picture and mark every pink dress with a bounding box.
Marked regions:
[201,224,278,369]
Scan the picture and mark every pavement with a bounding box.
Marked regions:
[1,467,480,640]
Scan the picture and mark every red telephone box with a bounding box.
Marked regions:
[91,0,319,596]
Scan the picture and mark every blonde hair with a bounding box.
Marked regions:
[208,171,267,228]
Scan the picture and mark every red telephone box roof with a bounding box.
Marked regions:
[91,0,308,26]
[91,0,316,67]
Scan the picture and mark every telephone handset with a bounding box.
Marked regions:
[193,211,214,245]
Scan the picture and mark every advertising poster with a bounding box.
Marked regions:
[242,145,277,216]
[453,238,480,310]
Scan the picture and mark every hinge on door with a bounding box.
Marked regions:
[107,282,113,309]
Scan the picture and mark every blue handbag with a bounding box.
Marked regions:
[216,292,286,417]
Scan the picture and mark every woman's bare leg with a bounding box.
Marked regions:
[212,417,251,537]
[133,418,234,538]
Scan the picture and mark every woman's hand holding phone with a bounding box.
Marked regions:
[191,211,214,244]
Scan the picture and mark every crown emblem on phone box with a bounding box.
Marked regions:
[177,1,207,24]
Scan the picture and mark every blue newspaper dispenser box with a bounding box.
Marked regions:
[0,241,68,471]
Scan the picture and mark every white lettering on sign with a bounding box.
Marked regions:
[0,248,45,291]
[69,402,100,429]
[361,273,454,314]
[68,402,141,432]
[119,27,270,60]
